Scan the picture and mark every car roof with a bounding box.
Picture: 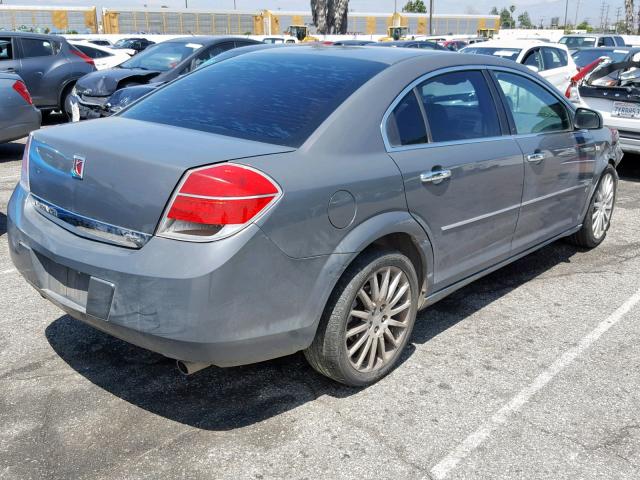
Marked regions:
[0,30,65,40]
[229,44,450,65]
[470,39,561,49]
[561,33,615,37]
[162,36,257,46]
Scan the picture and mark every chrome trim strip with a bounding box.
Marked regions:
[441,203,521,232]
[176,192,277,201]
[30,195,151,249]
[520,183,589,208]
[440,182,589,232]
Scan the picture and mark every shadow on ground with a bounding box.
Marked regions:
[45,240,580,431]
[0,212,6,236]
[618,155,640,182]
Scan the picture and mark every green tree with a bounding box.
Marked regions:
[402,0,427,13]
[518,11,533,28]
[490,6,499,15]
[500,7,515,28]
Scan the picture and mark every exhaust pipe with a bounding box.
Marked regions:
[176,360,211,375]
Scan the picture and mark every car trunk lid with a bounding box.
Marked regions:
[28,117,294,241]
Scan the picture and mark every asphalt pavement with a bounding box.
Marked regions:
[1,118,639,479]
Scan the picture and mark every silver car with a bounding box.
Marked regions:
[8,47,623,386]
[0,72,40,143]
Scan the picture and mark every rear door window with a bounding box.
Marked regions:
[494,71,570,134]
[417,70,501,142]
[541,47,566,70]
[600,37,615,46]
[20,38,57,58]
[0,37,13,60]
[122,54,386,147]
[522,48,543,71]
[74,44,111,58]
[386,91,428,147]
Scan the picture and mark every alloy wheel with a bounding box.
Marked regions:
[345,266,412,373]
[592,173,615,240]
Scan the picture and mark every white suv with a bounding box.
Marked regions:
[461,40,577,93]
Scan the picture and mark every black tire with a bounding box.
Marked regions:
[304,249,419,387]
[59,83,75,122]
[567,164,618,248]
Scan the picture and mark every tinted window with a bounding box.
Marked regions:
[560,36,596,48]
[523,49,543,70]
[20,38,56,58]
[387,92,428,147]
[600,37,615,46]
[417,70,501,142]
[495,71,570,134]
[572,48,629,67]
[74,44,111,59]
[120,41,203,71]
[541,47,566,70]
[461,46,521,61]
[122,54,385,147]
[190,42,234,70]
[0,37,13,60]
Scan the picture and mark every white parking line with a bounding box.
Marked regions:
[430,287,640,480]
[0,268,16,275]
[0,175,19,182]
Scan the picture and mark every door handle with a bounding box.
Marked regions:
[526,152,546,163]
[420,169,451,184]
[1,67,15,72]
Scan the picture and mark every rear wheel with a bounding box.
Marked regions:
[305,250,419,386]
[568,165,617,248]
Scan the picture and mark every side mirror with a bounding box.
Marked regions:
[574,107,602,130]
[526,65,539,73]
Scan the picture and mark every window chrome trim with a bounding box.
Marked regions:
[381,64,578,154]
[30,194,151,249]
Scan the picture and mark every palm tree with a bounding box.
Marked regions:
[624,0,634,33]
[311,0,349,34]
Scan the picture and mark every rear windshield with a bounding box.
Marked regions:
[461,47,521,61]
[121,53,386,147]
[559,36,596,48]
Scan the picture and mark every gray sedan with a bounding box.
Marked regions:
[0,72,40,143]
[8,47,623,386]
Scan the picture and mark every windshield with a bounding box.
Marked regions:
[560,36,596,48]
[119,41,203,71]
[121,53,386,147]
[572,49,629,68]
[460,47,521,61]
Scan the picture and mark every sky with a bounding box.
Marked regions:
[1,0,628,27]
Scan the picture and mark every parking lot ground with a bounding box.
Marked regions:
[1,127,639,479]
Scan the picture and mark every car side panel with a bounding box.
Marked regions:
[0,74,41,143]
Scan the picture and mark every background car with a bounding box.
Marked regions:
[8,47,621,387]
[461,40,577,92]
[571,56,640,153]
[68,36,260,120]
[371,40,447,50]
[69,40,131,70]
[0,72,40,143]
[438,39,468,51]
[112,37,154,54]
[333,39,376,46]
[559,34,626,50]
[104,43,285,115]
[0,31,95,118]
[572,46,640,69]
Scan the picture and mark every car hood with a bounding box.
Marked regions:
[75,68,162,96]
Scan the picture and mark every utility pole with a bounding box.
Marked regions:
[599,1,606,31]
[563,0,570,31]
[429,0,434,35]
[615,6,622,32]
[574,0,581,27]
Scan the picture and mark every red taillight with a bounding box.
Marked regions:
[70,47,95,66]
[158,164,281,241]
[12,80,32,105]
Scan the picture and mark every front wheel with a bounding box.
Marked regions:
[304,250,419,386]
[568,165,618,248]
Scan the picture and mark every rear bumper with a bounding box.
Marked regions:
[8,186,342,366]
